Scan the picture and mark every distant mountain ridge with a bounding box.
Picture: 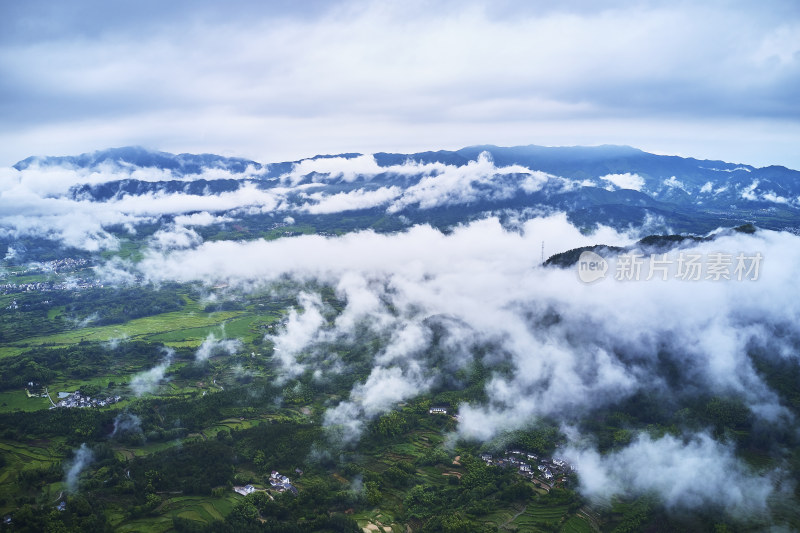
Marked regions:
[14,146,263,175]
[13,144,800,234]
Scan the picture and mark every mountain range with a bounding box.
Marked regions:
[5,144,800,260]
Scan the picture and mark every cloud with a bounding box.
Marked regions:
[195,333,242,362]
[737,179,793,205]
[600,172,645,191]
[267,292,328,379]
[300,186,402,214]
[111,412,142,438]
[173,211,233,226]
[563,433,778,515]
[283,155,386,184]
[386,152,561,213]
[0,166,284,250]
[129,348,174,396]
[95,257,138,285]
[1,2,799,169]
[662,175,688,193]
[64,443,93,493]
[119,214,800,512]
[149,225,202,251]
[741,180,760,201]
[134,214,632,284]
[0,151,585,251]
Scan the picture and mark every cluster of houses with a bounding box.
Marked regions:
[50,390,122,409]
[428,406,459,420]
[269,470,299,495]
[233,469,302,497]
[233,484,259,496]
[479,450,575,486]
[0,279,103,295]
[263,317,289,334]
[13,257,89,274]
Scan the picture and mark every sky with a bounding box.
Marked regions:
[1,0,800,168]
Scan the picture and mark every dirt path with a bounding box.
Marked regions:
[577,506,602,532]
[531,478,551,492]
[44,387,56,407]
[500,504,528,529]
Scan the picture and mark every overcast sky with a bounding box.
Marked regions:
[2,0,799,168]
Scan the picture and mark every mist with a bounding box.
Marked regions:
[64,443,94,493]
[563,433,778,515]
[195,333,242,362]
[1,151,604,252]
[129,348,174,396]
[101,212,800,511]
[111,412,143,438]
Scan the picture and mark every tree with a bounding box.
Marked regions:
[372,411,409,439]
[228,500,259,525]
[365,481,382,506]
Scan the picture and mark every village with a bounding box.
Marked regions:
[45,388,122,409]
[1,257,89,275]
[1,278,104,295]
[478,449,575,487]
[232,469,300,498]
[429,406,575,487]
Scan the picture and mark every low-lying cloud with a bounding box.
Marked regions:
[195,333,242,362]
[64,443,93,493]
[564,433,778,515]
[600,172,645,191]
[0,152,594,252]
[95,213,800,513]
[129,348,174,396]
[111,412,143,438]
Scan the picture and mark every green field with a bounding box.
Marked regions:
[561,515,594,533]
[0,282,618,532]
[0,389,50,412]
[17,310,244,347]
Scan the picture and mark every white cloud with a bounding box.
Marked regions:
[129,349,174,396]
[763,191,789,204]
[134,214,631,284]
[600,172,645,191]
[387,152,562,213]
[741,180,760,201]
[300,186,402,214]
[195,333,242,362]
[150,226,202,251]
[64,444,93,493]
[564,433,777,515]
[267,292,328,380]
[174,212,233,226]
[116,214,800,513]
[2,2,799,169]
[663,175,688,192]
[283,155,385,184]
[0,151,586,251]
